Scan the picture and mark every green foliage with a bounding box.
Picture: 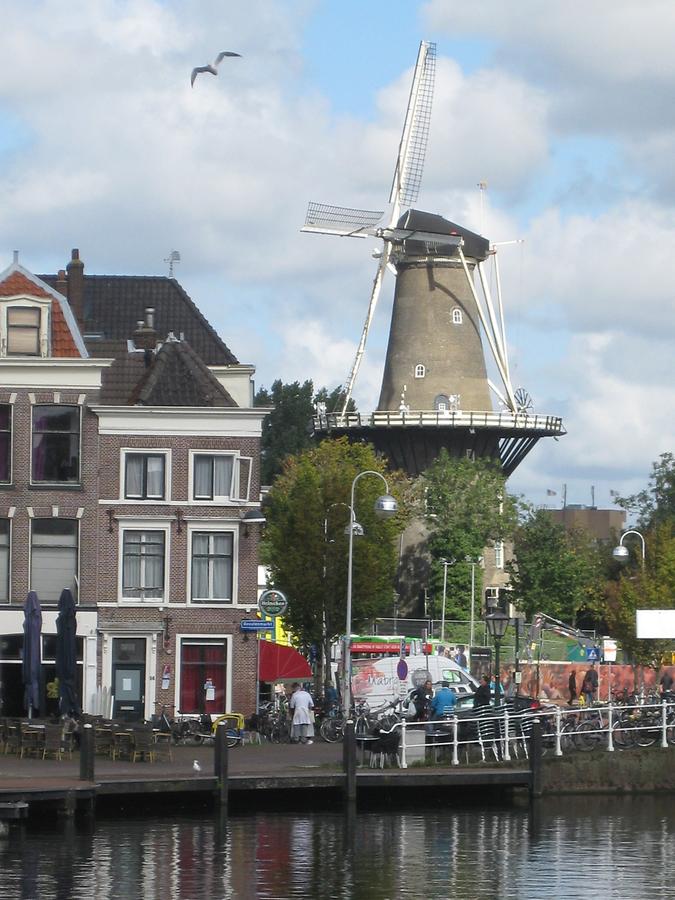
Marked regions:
[506,508,600,622]
[254,379,354,484]
[593,522,675,667]
[616,452,675,530]
[263,438,408,659]
[418,452,519,618]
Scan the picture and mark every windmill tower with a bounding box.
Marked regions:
[303,41,564,476]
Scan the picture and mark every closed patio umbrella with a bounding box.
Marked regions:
[22,591,42,718]
[56,588,79,717]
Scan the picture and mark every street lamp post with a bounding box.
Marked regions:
[612,530,646,569]
[344,471,398,718]
[322,503,352,692]
[485,610,510,708]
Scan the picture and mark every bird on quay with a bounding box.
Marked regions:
[193,760,201,772]
[191,51,241,87]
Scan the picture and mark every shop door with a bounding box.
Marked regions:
[112,638,146,721]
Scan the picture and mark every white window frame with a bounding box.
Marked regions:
[188,450,241,504]
[30,402,82,486]
[0,517,10,603]
[1,298,50,358]
[414,364,426,379]
[494,540,504,569]
[117,518,171,604]
[0,401,12,485]
[174,633,233,716]
[186,521,239,606]
[452,308,463,325]
[120,448,171,502]
[29,517,79,603]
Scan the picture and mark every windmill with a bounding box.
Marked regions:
[303,41,564,476]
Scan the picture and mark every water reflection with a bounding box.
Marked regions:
[1,795,674,899]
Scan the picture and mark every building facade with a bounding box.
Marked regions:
[0,251,267,722]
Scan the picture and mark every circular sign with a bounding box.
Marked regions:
[397,659,409,681]
[258,589,288,617]
[411,668,432,688]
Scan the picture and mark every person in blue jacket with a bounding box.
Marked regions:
[430,681,457,719]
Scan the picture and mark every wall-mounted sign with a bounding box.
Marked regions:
[240,620,274,632]
[258,589,288,617]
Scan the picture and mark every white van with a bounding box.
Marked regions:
[351,654,479,710]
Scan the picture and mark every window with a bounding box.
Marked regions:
[124,453,166,500]
[414,364,426,379]
[7,307,40,355]
[0,405,10,483]
[0,519,9,602]
[193,454,235,501]
[32,405,80,483]
[494,540,504,569]
[179,639,228,714]
[31,519,78,602]
[191,532,233,603]
[452,308,463,325]
[122,530,165,600]
[434,394,450,412]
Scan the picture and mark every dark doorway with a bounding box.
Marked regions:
[112,637,146,722]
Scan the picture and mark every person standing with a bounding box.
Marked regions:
[660,669,674,696]
[411,679,434,722]
[289,682,315,745]
[473,675,491,709]
[430,681,457,719]
[568,670,577,706]
[454,646,468,669]
[583,664,598,705]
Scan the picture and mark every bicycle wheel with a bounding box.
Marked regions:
[612,718,635,750]
[321,717,343,743]
[634,714,659,747]
[574,720,601,752]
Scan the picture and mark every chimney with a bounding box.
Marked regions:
[55,269,67,297]
[133,307,157,352]
[66,249,85,326]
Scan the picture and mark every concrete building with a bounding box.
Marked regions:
[546,505,626,543]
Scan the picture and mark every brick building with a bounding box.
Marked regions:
[0,250,267,721]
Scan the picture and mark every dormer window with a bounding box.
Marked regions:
[7,307,40,355]
[452,308,463,325]
[414,364,426,379]
[1,300,49,358]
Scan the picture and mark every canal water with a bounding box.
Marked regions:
[1,794,674,899]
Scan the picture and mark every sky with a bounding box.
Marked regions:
[0,0,673,512]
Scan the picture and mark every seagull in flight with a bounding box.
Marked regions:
[191,51,241,87]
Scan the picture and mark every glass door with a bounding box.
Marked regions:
[112,637,146,721]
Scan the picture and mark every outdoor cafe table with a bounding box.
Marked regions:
[355,734,378,766]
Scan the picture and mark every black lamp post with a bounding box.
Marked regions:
[485,610,510,707]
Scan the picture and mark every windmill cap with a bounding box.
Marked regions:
[398,209,490,260]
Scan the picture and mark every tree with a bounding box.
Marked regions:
[418,452,519,619]
[594,522,675,669]
[616,452,675,530]
[506,508,600,623]
[262,437,408,686]
[254,379,354,484]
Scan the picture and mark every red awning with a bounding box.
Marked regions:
[259,641,312,682]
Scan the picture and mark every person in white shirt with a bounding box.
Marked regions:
[290,683,315,744]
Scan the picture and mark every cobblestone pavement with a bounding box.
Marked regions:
[0,740,343,791]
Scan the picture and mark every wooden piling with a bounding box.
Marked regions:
[214,722,229,812]
[342,720,356,803]
[79,724,95,783]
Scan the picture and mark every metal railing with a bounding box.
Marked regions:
[377,700,675,769]
[314,409,565,434]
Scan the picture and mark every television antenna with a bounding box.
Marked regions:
[164,250,181,278]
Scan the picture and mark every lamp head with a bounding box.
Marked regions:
[612,545,630,563]
[486,610,510,640]
[374,494,398,518]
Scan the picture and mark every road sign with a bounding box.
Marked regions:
[258,589,288,617]
[602,639,617,662]
[240,620,274,632]
[586,645,601,662]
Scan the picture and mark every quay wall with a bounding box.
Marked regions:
[541,747,675,795]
